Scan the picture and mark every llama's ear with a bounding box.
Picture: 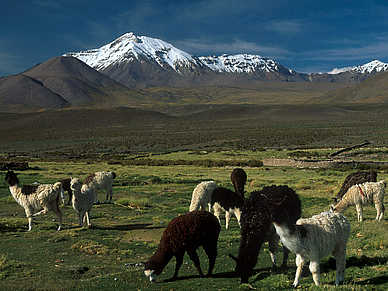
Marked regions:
[330,204,335,211]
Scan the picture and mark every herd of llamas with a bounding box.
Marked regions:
[3,167,386,287]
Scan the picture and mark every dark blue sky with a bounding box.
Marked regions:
[1,0,388,77]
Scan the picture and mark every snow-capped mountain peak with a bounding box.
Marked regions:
[65,32,297,77]
[65,32,201,74]
[328,60,388,74]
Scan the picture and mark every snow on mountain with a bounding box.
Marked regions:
[199,54,294,74]
[65,32,202,74]
[328,60,388,74]
[65,32,294,76]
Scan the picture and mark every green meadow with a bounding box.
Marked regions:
[1,150,388,290]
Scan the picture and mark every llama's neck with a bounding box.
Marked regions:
[149,247,174,275]
[273,223,303,254]
[333,199,350,213]
[8,185,22,204]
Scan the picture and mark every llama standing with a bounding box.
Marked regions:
[70,178,94,227]
[332,180,386,222]
[5,170,63,231]
[83,171,116,204]
[272,211,350,287]
[230,185,301,284]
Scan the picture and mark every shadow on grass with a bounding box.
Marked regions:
[89,223,164,231]
[321,255,388,271]
[162,270,239,282]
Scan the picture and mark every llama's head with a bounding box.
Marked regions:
[144,258,164,283]
[70,178,82,191]
[144,269,157,283]
[5,171,19,186]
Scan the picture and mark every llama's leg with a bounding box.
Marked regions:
[55,205,62,231]
[356,204,363,222]
[332,242,347,285]
[213,204,222,226]
[234,209,242,228]
[67,190,73,205]
[293,254,305,287]
[78,212,84,227]
[309,260,320,286]
[187,249,204,277]
[107,186,113,203]
[85,210,91,226]
[26,213,33,231]
[334,253,346,285]
[60,188,66,205]
[225,210,231,229]
[172,253,184,280]
[203,238,218,277]
[281,246,290,269]
[94,189,99,204]
[208,203,211,212]
[49,200,62,230]
[267,235,278,268]
[32,209,47,216]
[374,202,385,221]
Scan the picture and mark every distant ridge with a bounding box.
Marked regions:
[65,32,388,88]
[65,32,309,87]
[311,70,388,104]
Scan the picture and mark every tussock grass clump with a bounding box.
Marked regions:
[115,196,151,209]
[71,239,110,255]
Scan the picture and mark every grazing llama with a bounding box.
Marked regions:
[144,211,220,282]
[332,180,386,222]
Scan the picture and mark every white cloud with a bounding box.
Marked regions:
[267,20,302,34]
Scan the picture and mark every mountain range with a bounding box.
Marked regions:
[65,32,388,87]
[1,32,387,112]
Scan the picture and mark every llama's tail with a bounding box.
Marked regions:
[379,180,387,188]
[111,172,117,179]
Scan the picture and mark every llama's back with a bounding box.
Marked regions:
[162,211,220,250]
[36,182,62,203]
[297,211,350,256]
[189,181,217,211]
[85,171,114,189]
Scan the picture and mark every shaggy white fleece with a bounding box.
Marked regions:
[84,171,115,203]
[70,178,94,227]
[333,180,386,221]
[189,181,218,212]
[273,211,350,287]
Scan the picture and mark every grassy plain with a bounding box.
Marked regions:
[1,150,388,290]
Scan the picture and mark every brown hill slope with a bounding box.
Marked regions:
[23,56,145,107]
[310,71,388,104]
[0,74,68,111]
[0,56,147,112]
